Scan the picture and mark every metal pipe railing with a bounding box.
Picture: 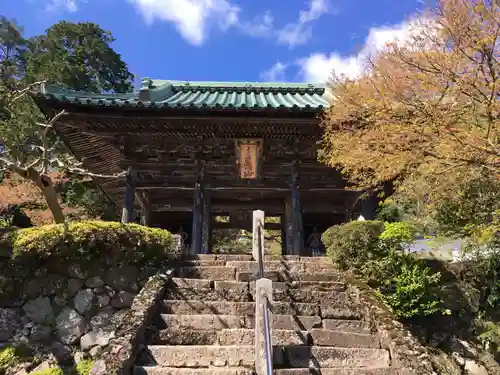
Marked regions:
[257,221,273,375]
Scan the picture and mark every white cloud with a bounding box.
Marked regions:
[299,0,330,23]
[130,0,333,46]
[45,0,79,12]
[238,10,274,38]
[129,0,241,45]
[296,17,432,83]
[277,0,330,47]
[260,62,288,82]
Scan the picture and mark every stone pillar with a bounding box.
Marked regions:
[252,210,265,262]
[201,186,212,254]
[121,167,135,224]
[191,182,203,254]
[255,278,273,375]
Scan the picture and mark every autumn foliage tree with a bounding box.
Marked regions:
[320,0,499,202]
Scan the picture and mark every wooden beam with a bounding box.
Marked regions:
[153,201,346,214]
[135,178,345,190]
[213,220,281,231]
[67,112,321,124]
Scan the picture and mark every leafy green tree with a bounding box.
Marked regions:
[24,21,133,93]
[0,16,27,86]
[0,18,132,224]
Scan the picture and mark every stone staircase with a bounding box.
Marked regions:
[133,254,405,375]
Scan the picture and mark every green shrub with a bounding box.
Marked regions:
[376,200,402,222]
[379,222,416,251]
[361,250,413,286]
[28,359,94,375]
[76,359,94,375]
[379,261,450,318]
[1,220,179,265]
[478,320,500,352]
[322,220,385,270]
[30,368,64,375]
[324,220,450,320]
[0,347,20,375]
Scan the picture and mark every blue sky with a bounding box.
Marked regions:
[1,0,426,87]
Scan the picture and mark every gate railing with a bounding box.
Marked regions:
[252,210,273,375]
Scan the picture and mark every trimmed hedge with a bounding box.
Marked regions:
[322,220,385,270]
[0,220,180,265]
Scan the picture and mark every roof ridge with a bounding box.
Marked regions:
[150,80,325,95]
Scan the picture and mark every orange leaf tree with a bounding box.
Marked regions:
[320,0,500,201]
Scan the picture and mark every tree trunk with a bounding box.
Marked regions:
[26,168,66,224]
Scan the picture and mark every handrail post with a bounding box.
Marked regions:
[252,210,265,263]
[253,210,273,375]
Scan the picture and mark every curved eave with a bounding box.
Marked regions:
[31,92,328,117]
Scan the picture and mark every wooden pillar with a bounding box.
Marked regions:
[139,192,152,226]
[291,161,303,255]
[191,161,203,254]
[361,194,378,220]
[121,167,135,224]
[280,214,286,256]
[201,186,212,254]
[284,195,293,255]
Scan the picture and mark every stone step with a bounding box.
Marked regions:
[134,368,254,375]
[251,281,346,291]
[177,260,229,267]
[309,329,380,348]
[162,300,254,315]
[165,279,250,302]
[175,266,237,281]
[146,345,389,368]
[161,314,245,330]
[147,345,255,367]
[134,367,405,375]
[237,271,342,282]
[149,328,310,346]
[226,261,335,274]
[274,346,390,368]
[274,369,406,375]
[320,319,372,334]
[183,254,253,262]
[268,290,349,305]
[250,281,347,304]
[175,265,341,283]
[162,300,320,316]
[159,314,324,331]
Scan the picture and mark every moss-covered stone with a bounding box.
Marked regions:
[30,368,64,375]
[0,347,20,375]
[76,359,94,375]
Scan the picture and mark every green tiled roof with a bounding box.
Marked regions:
[35,78,330,112]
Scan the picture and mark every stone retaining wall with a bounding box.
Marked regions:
[0,259,160,374]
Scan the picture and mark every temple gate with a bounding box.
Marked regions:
[33,79,379,255]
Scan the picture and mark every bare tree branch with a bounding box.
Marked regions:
[10,80,47,103]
